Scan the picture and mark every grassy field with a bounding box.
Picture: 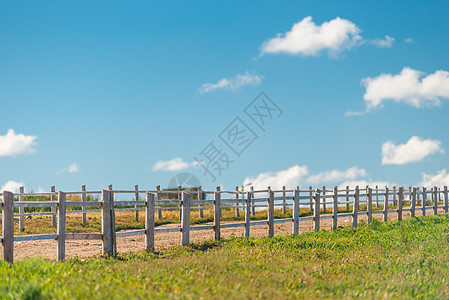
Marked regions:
[1,214,449,299]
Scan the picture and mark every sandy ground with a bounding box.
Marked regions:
[1,208,441,261]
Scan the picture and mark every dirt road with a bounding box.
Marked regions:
[1,208,437,261]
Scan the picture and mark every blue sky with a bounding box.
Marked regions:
[1,0,448,193]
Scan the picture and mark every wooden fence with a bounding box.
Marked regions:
[1,185,448,263]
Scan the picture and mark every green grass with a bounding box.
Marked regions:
[2,214,449,299]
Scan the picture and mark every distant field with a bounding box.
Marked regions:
[2,214,449,299]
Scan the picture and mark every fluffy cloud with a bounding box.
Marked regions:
[243,165,370,190]
[339,180,393,189]
[56,163,80,175]
[369,35,395,48]
[420,169,449,187]
[306,167,366,185]
[1,180,24,193]
[152,157,199,171]
[382,136,444,165]
[197,71,262,94]
[0,129,37,157]
[404,38,414,43]
[362,67,449,110]
[243,165,309,190]
[260,16,363,56]
[68,163,79,173]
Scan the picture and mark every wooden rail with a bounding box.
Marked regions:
[0,185,448,263]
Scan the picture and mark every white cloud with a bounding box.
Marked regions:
[382,136,444,165]
[306,167,366,185]
[243,165,309,190]
[404,38,414,43]
[56,163,80,175]
[362,67,449,110]
[243,165,369,190]
[68,163,79,173]
[420,169,449,187]
[1,180,24,193]
[339,180,393,189]
[369,35,395,48]
[152,157,197,171]
[0,129,37,157]
[260,16,363,56]
[344,110,365,117]
[197,71,263,94]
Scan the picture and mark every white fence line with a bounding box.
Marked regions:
[0,185,448,263]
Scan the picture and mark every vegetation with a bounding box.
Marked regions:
[2,214,449,299]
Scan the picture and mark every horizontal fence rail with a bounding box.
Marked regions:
[1,184,448,263]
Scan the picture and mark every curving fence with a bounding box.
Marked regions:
[1,185,448,263]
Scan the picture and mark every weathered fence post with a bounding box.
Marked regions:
[422,187,427,216]
[57,191,66,261]
[332,186,338,230]
[346,185,350,211]
[198,186,203,218]
[367,187,373,223]
[417,187,421,206]
[398,187,403,221]
[145,192,155,252]
[19,186,25,232]
[375,185,379,208]
[82,185,87,226]
[268,187,274,237]
[251,186,255,216]
[383,186,389,222]
[292,188,300,234]
[444,186,448,214]
[282,186,287,214]
[408,186,412,209]
[235,186,240,218]
[411,187,417,217]
[313,189,320,231]
[181,192,190,246]
[109,185,117,255]
[2,191,14,263]
[156,185,162,220]
[393,186,397,206]
[245,192,251,237]
[365,185,369,213]
[309,186,313,212]
[322,186,326,212]
[433,186,438,215]
[178,186,182,221]
[214,186,221,240]
[134,185,139,222]
[352,186,359,228]
[101,189,114,255]
[51,186,56,227]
